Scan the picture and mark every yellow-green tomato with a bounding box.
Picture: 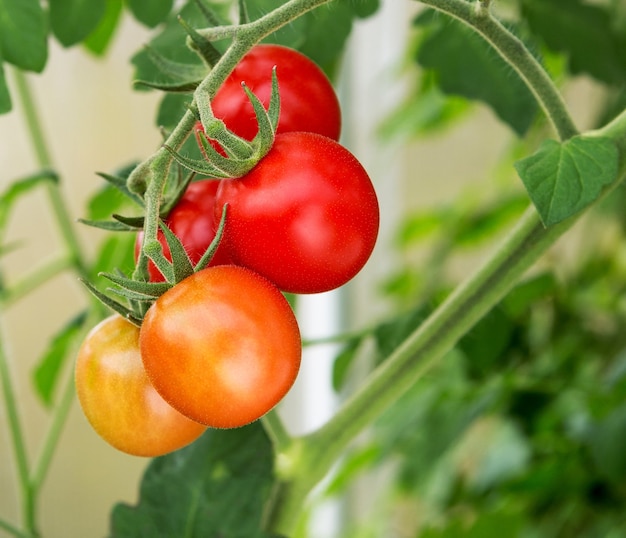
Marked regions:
[75,315,206,457]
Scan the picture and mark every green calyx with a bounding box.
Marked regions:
[81,205,228,326]
[166,67,281,179]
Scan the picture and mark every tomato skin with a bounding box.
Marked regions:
[214,132,379,294]
[75,315,206,457]
[140,266,301,428]
[195,44,341,149]
[135,179,231,282]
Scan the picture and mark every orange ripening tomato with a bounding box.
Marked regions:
[75,315,206,457]
[139,265,302,428]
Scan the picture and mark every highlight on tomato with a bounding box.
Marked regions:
[195,44,341,154]
[134,179,231,282]
[139,265,302,429]
[75,315,206,457]
[213,131,380,294]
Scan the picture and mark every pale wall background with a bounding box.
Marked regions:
[0,2,601,537]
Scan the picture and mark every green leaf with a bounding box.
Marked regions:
[378,76,470,141]
[126,0,174,28]
[414,11,538,136]
[32,312,88,407]
[137,45,208,84]
[156,93,193,131]
[0,60,11,114]
[373,305,429,364]
[332,336,364,391]
[521,0,626,85]
[131,2,219,93]
[502,272,558,318]
[514,135,619,226]
[459,306,515,380]
[452,194,528,247]
[587,403,626,483]
[110,423,277,538]
[49,0,107,47]
[0,0,48,72]
[84,0,124,56]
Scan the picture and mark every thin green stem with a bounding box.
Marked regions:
[417,0,578,141]
[30,357,79,492]
[1,256,73,307]
[261,410,292,453]
[0,321,35,536]
[0,518,30,538]
[11,69,89,277]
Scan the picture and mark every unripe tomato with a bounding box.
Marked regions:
[194,44,341,152]
[135,179,231,282]
[140,266,301,428]
[214,132,379,294]
[75,315,206,457]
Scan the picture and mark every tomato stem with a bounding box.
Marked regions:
[418,0,579,141]
[0,321,36,536]
[261,410,292,453]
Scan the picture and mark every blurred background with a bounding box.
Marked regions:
[1,1,621,537]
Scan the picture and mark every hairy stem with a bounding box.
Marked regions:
[418,0,579,141]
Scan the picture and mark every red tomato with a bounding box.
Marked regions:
[195,44,341,153]
[135,179,231,282]
[213,132,379,294]
[139,266,301,428]
[75,315,206,457]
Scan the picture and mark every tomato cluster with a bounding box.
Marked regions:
[76,44,379,457]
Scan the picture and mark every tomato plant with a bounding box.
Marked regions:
[214,131,380,294]
[194,43,341,153]
[134,179,231,282]
[139,265,302,428]
[74,315,206,457]
[3,0,626,537]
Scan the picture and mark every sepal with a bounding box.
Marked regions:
[77,218,138,232]
[171,69,281,179]
[179,16,222,68]
[80,279,143,327]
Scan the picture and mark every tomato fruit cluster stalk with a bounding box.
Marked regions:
[75,42,379,458]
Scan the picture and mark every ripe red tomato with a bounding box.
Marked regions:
[195,44,341,152]
[213,132,379,294]
[135,179,231,282]
[139,265,301,428]
[75,315,206,457]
